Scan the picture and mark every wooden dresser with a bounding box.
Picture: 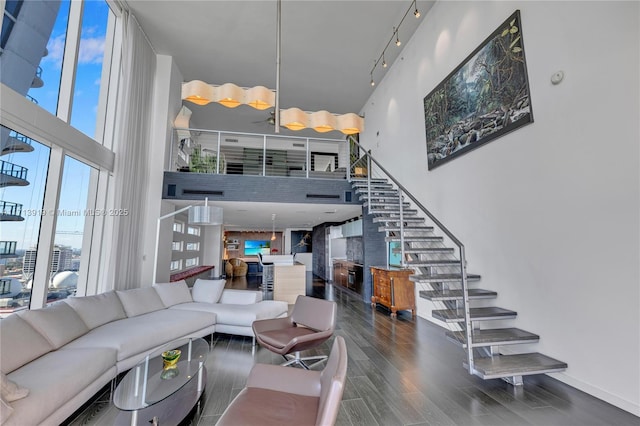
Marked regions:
[370,266,415,317]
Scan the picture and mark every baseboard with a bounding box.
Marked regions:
[547,371,640,417]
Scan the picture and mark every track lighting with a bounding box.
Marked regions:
[369,1,424,88]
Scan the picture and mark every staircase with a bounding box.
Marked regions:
[348,146,567,385]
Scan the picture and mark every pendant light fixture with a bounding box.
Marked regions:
[181,0,364,135]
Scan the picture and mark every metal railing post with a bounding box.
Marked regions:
[306,138,310,178]
[262,135,267,176]
[216,132,221,174]
[367,153,372,215]
[399,189,405,267]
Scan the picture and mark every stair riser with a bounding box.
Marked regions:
[450,337,540,348]
[470,367,567,380]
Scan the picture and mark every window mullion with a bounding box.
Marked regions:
[30,147,65,309]
[56,0,84,122]
[75,166,100,296]
[85,168,110,295]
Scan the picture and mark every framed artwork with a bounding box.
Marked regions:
[291,230,313,253]
[424,10,533,170]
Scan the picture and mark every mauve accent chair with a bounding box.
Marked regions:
[216,336,348,426]
[252,295,337,369]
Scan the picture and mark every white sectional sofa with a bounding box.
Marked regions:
[0,279,288,426]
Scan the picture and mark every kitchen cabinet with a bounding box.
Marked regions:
[370,266,415,318]
[341,219,362,237]
[332,260,363,295]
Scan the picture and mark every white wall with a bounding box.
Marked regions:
[360,0,639,415]
[142,55,185,285]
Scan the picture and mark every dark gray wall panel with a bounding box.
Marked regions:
[163,172,359,205]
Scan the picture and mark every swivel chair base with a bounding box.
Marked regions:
[281,351,328,370]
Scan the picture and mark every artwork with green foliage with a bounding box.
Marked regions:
[424,10,533,170]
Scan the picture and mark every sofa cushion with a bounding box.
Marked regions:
[153,280,193,307]
[219,289,263,304]
[64,309,216,362]
[217,387,318,426]
[64,291,126,329]
[171,300,288,327]
[192,279,226,304]
[1,372,29,402]
[6,347,116,426]
[17,303,90,350]
[116,287,165,317]
[0,314,53,374]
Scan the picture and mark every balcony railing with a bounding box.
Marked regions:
[9,131,33,147]
[171,128,349,180]
[0,241,17,256]
[0,201,22,217]
[0,160,28,180]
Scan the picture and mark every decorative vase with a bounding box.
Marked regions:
[160,349,181,380]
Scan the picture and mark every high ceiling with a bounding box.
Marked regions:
[124,0,434,228]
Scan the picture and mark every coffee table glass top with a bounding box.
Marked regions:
[113,337,209,411]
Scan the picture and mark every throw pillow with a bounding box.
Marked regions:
[116,287,165,317]
[0,394,13,423]
[153,280,193,307]
[1,372,29,402]
[192,279,226,304]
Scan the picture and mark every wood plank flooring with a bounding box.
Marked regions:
[67,277,639,426]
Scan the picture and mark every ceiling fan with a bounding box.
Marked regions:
[252,109,276,126]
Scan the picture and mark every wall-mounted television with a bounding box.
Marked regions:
[244,240,271,256]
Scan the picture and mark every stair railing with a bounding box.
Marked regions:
[349,137,475,375]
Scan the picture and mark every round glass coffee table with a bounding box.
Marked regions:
[113,337,209,426]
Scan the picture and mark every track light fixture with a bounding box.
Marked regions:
[369,1,422,88]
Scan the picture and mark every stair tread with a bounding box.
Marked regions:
[406,259,461,266]
[402,247,455,253]
[432,306,516,322]
[419,288,497,301]
[379,225,434,231]
[446,328,539,346]
[469,353,567,378]
[386,236,441,242]
[410,273,481,282]
[372,217,425,223]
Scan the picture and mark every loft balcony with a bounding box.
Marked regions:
[163,129,369,205]
[1,132,35,155]
[0,241,17,259]
[0,160,29,187]
[169,128,349,179]
[0,201,24,221]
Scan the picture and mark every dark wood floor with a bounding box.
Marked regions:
[69,276,639,425]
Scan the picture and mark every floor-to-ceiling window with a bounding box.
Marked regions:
[0,0,119,313]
